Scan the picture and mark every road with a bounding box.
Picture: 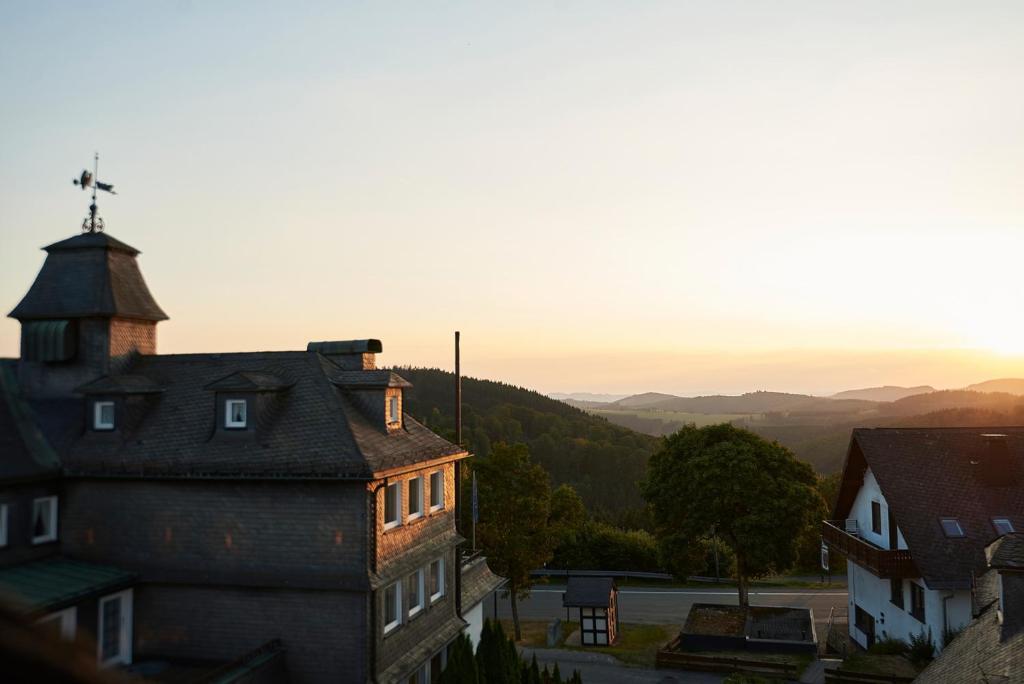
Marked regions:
[499,584,848,636]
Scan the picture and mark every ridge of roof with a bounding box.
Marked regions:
[44,232,140,255]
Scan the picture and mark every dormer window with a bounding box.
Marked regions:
[388,395,400,426]
[992,518,1015,535]
[93,401,115,431]
[940,518,965,538]
[225,399,247,429]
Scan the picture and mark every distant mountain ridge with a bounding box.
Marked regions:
[548,392,630,403]
[964,378,1024,395]
[830,385,935,402]
[606,390,875,414]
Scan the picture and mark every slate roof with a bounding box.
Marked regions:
[461,554,507,609]
[327,370,413,389]
[989,533,1024,571]
[9,232,167,321]
[0,557,137,614]
[0,360,61,483]
[563,577,616,608]
[917,536,1024,684]
[61,351,465,479]
[75,374,165,395]
[835,428,1024,589]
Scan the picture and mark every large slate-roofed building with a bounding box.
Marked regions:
[0,227,503,683]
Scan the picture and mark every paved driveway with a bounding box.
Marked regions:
[521,647,727,684]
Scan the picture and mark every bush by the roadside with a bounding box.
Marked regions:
[868,637,909,656]
[550,521,660,571]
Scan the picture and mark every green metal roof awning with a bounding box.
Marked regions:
[0,558,137,614]
[22,319,76,362]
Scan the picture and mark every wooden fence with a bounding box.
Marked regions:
[824,667,916,684]
[656,638,798,679]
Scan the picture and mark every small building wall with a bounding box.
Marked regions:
[0,481,62,569]
[847,560,970,653]
[463,601,484,650]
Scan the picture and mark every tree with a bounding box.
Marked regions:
[642,424,823,606]
[476,620,521,684]
[474,443,565,640]
[438,633,479,684]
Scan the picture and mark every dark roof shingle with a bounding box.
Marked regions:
[563,577,616,608]
[837,428,1024,589]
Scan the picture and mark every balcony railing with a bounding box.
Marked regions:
[822,520,918,579]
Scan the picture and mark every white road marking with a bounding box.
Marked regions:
[529,589,847,597]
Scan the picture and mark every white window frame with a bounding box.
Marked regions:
[384,482,402,530]
[37,606,77,641]
[429,470,444,512]
[407,476,424,521]
[408,569,425,618]
[0,504,7,547]
[224,399,247,429]
[98,589,133,667]
[383,582,402,634]
[993,518,1015,535]
[94,400,115,431]
[31,496,58,544]
[388,395,400,425]
[429,557,445,602]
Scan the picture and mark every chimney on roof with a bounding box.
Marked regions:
[986,533,1024,637]
[306,339,382,370]
[974,433,1020,487]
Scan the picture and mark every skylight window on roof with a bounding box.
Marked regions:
[940,518,965,538]
[993,518,1015,536]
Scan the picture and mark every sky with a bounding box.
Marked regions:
[3,2,1024,396]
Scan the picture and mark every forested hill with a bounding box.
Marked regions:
[395,367,657,520]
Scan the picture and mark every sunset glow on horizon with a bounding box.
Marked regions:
[3,2,1024,396]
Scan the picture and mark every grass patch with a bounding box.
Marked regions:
[564,623,678,667]
[499,619,574,648]
[841,652,920,678]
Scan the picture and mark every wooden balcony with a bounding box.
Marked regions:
[822,520,918,579]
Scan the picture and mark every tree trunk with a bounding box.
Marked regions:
[509,583,522,641]
[736,558,750,607]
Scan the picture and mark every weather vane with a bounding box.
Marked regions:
[73,152,117,233]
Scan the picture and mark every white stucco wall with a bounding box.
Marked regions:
[847,546,971,653]
[848,468,907,551]
[463,601,485,650]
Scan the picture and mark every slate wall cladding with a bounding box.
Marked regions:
[108,317,156,371]
[0,481,62,568]
[375,463,455,570]
[62,480,368,583]
[18,318,112,399]
[136,584,367,684]
[375,545,457,677]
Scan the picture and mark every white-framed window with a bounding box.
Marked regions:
[384,482,402,530]
[98,589,133,666]
[407,477,424,521]
[37,606,76,641]
[408,568,425,618]
[429,471,444,511]
[383,582,402,634]
[993,518,1015,535]
[429,557,445,601]
[388,394,400,425]
[31,496,58,544]
[225,399,247,428]
[940,518,965,538]
[0,504,7,547]
[94,400,115,431]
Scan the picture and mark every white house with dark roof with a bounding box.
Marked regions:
[823,428,1024,653]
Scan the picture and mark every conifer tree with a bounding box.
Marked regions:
[438,633,479,684]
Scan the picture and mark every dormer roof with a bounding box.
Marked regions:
[76,375,166,395]
[9,232,168,322]
[327,370,413,390]
[204,371,295,393]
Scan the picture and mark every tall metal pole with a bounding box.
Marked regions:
[455,331,462,445]
[453,331,463,617]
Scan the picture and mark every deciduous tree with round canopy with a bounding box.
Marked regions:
[642,423,823,606]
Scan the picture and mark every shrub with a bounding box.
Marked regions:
[868,636,909,655]
[723,674,770,684]
[551,521,660,571]
[908,628,935,665]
